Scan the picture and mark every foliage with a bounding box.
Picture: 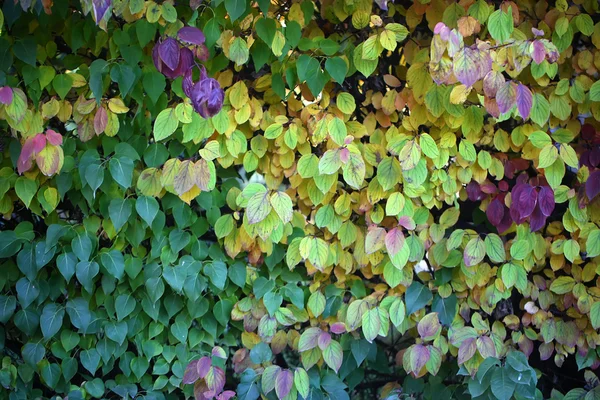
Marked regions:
[0,0,600,399]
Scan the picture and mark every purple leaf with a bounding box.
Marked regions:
[453,48,481,87]
[374,0,391,10]
[483,71,505,98]
[197,356,211,379]
[457,337,477,364]
[516,84,533,119]
[532,28,545,37]
[476,50,493,81]
[518,184,537,219]
[92,0,111,24]
[497,81,517,114]
[410,344,430,373]
[586,170,600,200]
[158,38,181,71]
[190,78,225,118]
[538,186,555,216]
[275,370,294,399]
[486,198,505,227]
[318,332,332,350]
[466,181,483,201]
[174,47,194,77]
[183,360,201,384]
[497,209,513,233]
[529,204,546,232]
[183,70,194,98]
[0,86,13,105]
[178,26,206,45]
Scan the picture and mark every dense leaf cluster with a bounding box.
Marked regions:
[1,0,600,399]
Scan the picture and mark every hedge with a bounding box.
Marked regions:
[0,0,600,399]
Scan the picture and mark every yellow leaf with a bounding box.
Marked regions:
[108,98,129,114]
[450,85,471,104]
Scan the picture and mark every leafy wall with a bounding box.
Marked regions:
[0,0,600,399]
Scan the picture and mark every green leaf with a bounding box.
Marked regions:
[204,261,228,290]
[40,303,65,339]
[323,340,343,373]
[15,177,38,208]
[135,196,159,226]
[464,237,485,267]
[487,8,514,44]
[225,0,247,22]
[13,38,37,66]
[154,108,179,141]
[143,71,166,104]
[491,367,516,400]
[52,74,73,99]
[108,198,133,231]
[89,59,109,104]
[362,308,381,343]
[115,294,136,320]
[587,229,600,258]
[484,234,505,263]
[325,57,348,84]
[100,250,125,280]
[109,156,134,189]
[590,302,600,330]
[432,294,457,326]
[405,281,433,315]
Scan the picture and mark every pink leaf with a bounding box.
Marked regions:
[0,86,13,105]
[385,228,405,256]
[94,107,108,135]
[398,216,416,230]
[516,84,533,119]
[530,40,545,64]
[45,129,63,146]
[17,137,36,174]
[217,391,236,400]
[330,322,346,334]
